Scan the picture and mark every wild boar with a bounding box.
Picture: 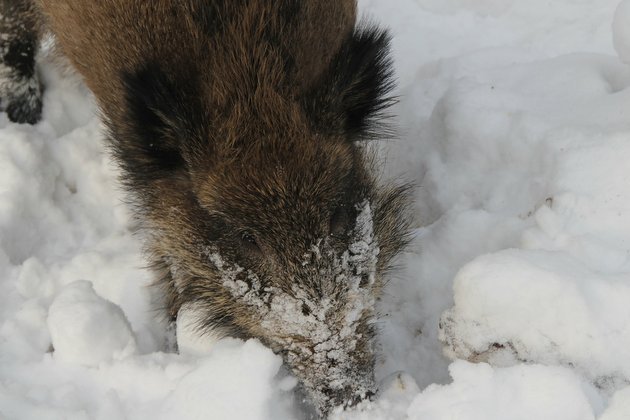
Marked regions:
[0,1,411,415]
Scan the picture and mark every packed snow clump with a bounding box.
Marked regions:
[47,280,137,365]
[155,339,286,420]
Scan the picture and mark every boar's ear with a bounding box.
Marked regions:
[113,63,204,186]
[303,25,396,141]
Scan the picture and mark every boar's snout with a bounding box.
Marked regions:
[203,200,399,417]
[298,360,377,417]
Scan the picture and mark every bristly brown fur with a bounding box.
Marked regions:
[1,1,413,416]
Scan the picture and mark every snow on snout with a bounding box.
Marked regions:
[207,201,380,408]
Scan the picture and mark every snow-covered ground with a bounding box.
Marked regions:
[3,0,630,418]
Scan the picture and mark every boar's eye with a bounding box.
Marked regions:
[240,231,262,255]
[329,205,349,237]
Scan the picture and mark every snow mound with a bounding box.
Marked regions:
[407,361,602,420]
[340,362,603,419]
[614,0,630,63]
[431,51,630,395]
[47,280,137,365]
[601,387,630,420]
[156,339,285,420]
[440,250,630,389]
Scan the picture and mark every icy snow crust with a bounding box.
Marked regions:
[3,0,630,418]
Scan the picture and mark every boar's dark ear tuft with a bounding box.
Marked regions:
[111,63,190,187]
[303,24,396,141]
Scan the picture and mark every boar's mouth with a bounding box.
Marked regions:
[296,378,377,418]
[204,200,380,415]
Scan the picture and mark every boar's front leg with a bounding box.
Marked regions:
[0,0,42,124]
